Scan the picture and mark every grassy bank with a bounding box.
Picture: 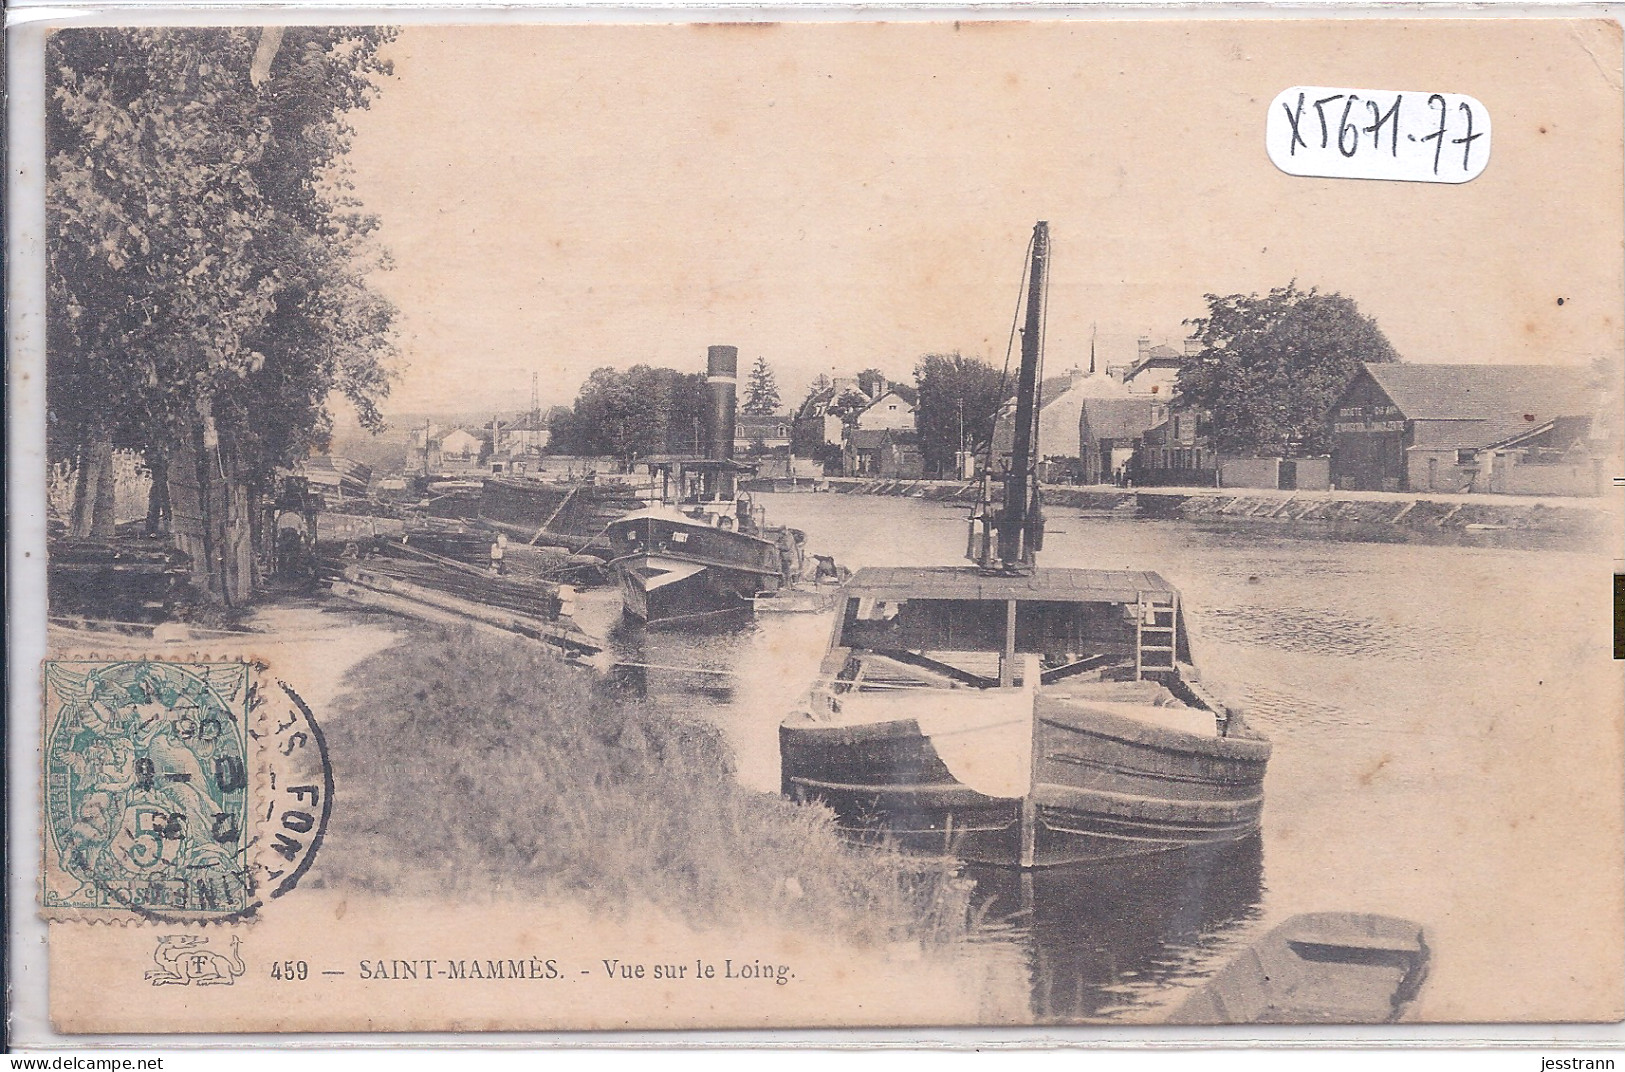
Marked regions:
[317,624,982,949]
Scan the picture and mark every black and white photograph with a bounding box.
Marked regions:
[9,13,1624,1037]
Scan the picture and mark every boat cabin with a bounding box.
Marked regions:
[827,566,1193,691]
[644,457,754,505]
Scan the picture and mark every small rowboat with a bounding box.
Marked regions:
[1167,912,1429,1024]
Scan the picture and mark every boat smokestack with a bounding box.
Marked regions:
[706,345,738,463]
[703,345,739,501]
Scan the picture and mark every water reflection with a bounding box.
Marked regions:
[595,606,750,703]
[572,491,1617,1022]
[587,586,1269,1024]
[968,838,1266,1023]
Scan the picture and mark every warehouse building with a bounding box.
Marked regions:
[1329,363,1606,494]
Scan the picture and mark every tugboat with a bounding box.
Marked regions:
[778,222,1271,867]
[606,345,808,626]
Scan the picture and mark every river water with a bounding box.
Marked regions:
[582,492,1623,1025]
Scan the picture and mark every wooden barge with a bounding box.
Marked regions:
[778,221,1271,868]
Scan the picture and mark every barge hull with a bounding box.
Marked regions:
[616,553,766,626]
[779,704,1269,868]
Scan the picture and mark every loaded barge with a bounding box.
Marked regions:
[779,221,1271,867]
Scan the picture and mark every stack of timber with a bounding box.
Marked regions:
[48,538,193,621]
[327,547,600,655]
[478,475,653,556]
[420,481,484,520]
[396,529,605,584]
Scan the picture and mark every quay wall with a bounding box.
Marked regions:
[818,478,1613,549]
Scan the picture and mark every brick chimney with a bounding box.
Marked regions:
[1137,336,1152,362]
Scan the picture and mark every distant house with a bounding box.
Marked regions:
[412,427,492,474]
[792,388,842,448]
[501,416,552,456]
[991,366,1128,475]
[1121,337,1198,398]
[735,413,793,455]
[797,377,884,447]
[1131,410,1214,486]
[854,384,918,433]
[845,429,887,476]
[298,456,372,502]
[1329,363,1604,494]
[844,428,924,479]
[438,428,487,461]
[1079,397,1168,484]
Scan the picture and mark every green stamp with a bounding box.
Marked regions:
[43,660,255,920]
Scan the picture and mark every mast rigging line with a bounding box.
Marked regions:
[985,228,1037,478]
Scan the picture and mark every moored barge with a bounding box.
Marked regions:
[778,221,1271,867]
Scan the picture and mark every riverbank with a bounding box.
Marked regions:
[307,620,1027,1023]
[820,478,1615,549]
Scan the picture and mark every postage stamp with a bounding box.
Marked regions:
[42,659,257,921]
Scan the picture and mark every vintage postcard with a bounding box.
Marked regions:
[9,14,1624,1036]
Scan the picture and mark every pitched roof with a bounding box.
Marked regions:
[1363,363,1592,422]
[1080,397,1166,441]
[1122,345,1187,383]
[1359,362,1600,446]
[437,426,490,444]
[1002,369,1125,412]
[848,428,891,449]
[1037,374,1073,404]
[796,386,836,418]
[1071,371,1129,398]
[868,384,918,408]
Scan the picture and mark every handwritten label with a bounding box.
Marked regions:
[1267,86,1491,184]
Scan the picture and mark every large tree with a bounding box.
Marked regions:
[556,366,707,462]
[913,353,1007,477]
[47,27,398,599]
[742,355,781,415]
[1178,283,1400,456]
[797,373,832,416]
[856,367,889,400]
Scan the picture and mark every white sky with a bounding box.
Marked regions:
[339,19,1624,421]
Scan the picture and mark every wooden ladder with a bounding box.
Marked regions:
[1135,591,1179,679]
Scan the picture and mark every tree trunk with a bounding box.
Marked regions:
[69,442,92,537]
[168,416,257,605]
[90,438,118,537]
[70,434,117,538]
[146,453,170,536]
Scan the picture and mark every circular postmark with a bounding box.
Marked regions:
[257,679,334,902]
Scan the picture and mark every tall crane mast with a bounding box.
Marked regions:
[968,220,1048,574]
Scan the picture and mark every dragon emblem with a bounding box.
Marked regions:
[145,934,246,986]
